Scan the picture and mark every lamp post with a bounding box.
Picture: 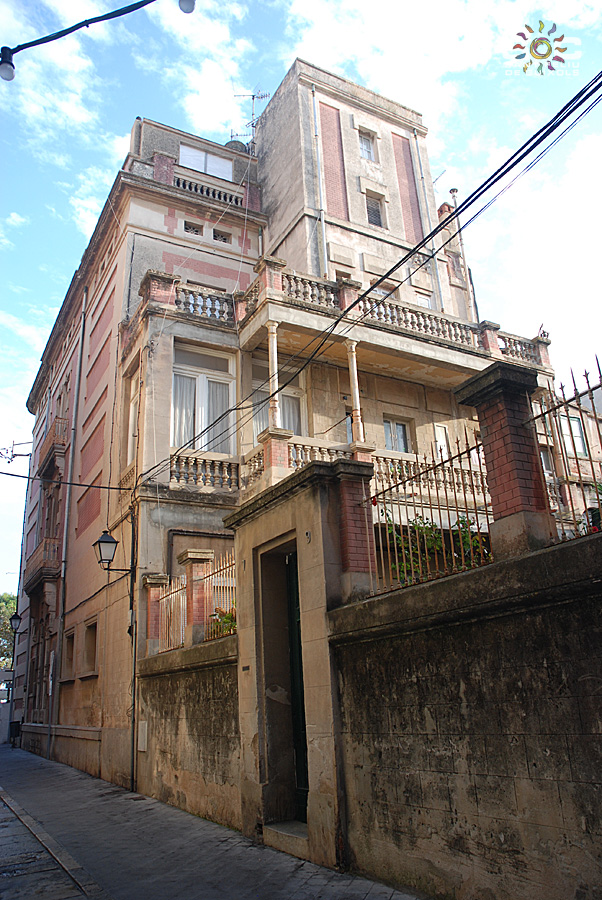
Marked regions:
[7,611,22,745]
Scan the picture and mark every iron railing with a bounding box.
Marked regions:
[528,362,602,541]
[157,551,236,652]
[363,435,493,596]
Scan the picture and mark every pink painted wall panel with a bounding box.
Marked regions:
[392,134,424,245]
[319,103,349,221]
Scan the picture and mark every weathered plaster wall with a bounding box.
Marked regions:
[137,636,241,829]
[329,533,602,900]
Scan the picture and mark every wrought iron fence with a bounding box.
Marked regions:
[156,551,236,652]
[363,434,493,596]
[528,362,602,541]
[158,576,186,652]
[203,549,236,641]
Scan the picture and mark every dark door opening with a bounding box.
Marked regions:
[286,551,308,822]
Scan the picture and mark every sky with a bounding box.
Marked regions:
[0,0,601,594]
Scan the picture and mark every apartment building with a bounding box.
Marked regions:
[15,59,597,900]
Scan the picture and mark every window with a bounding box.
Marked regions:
[540,446,554,475]
[179,145,233,181]
[384,419,410,454]
[346,411,353,444]
[434,423,450,460]
[252,359,304,443]
[561,415,586,457]
[172,347,235,454]
[83,620,97,674]
[359,131,375,161]
[213,229,231,244]
[370,283,398,302]
[366,193,383,228]
[62,631,74,679]
[184,221,203,236]
[126,372,139,466]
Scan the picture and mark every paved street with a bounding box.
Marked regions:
[0,746,425,900]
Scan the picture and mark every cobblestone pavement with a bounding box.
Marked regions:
[0,746,426,900]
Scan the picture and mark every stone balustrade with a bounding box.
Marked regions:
[170,454,239,490]
[289,441,353,470]
[357,297,476,348]
[242,447,264,486]
[173,175,244,207]
[372,453,489,500]
[496,331,539,365]
[175,285,234,323]
[281,272,339,309]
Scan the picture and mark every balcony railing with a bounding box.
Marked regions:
[357,296,477,348]
[289,440,353,470]
[174,285,234,324]
[173,174,245,207]
[170,453,240,490]
[37,417,68,470]
[24,537,61,591]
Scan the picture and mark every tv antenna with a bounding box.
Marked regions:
[234,89,270,138]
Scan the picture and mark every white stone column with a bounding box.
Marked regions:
[267,321,281,429]
[345,339,365,443]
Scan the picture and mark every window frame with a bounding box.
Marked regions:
[359,131,375,161]
[126,371,139,466]
[560,414,587,457]
[62,629,75,681]
[251,359,306,444]
[383,418,412,454]
[366,192,384,228]
[172,347,236,455]
[82,618,98,677]
[434,423,450,460]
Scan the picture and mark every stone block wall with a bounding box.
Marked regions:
[136,635,241,830]
[329,533,602,900]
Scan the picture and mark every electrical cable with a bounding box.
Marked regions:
[139,70,602,485]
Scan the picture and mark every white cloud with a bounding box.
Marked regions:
[0,310,52,354]
[68,165,115,237]
[0,211,29,250]
[465,132,602,385]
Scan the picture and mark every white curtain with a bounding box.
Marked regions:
[282,395,301,435]
[205,380,230,452]
[252,390,270,444]
[173,375,195,446]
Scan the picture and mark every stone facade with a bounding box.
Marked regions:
[13,58,587,900]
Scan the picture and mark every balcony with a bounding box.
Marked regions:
[23,537,61,594]
[236,257,552,380]
[37,417,68,475]
[137,271,235,329]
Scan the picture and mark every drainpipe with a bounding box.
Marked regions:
[129,503,138,792]
[449,188,479,322]
[412,129,444,312]
[48,285,88,759]
[312,85,328,279]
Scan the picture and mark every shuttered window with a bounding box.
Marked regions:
[366,194,383,227]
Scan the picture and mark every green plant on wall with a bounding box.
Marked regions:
[210,604,236,637]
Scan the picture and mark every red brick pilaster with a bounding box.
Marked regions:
[337,278,362,311]
[178,549,214,646]
[253,255,287,292]
[455,362,555,558]
[533,334,552,368]
[139,270,181,307]
[143,574,169,644]
[257,427,293,486]
[153,153,176,185]
[478,321,503,357]
[333,459,375,600]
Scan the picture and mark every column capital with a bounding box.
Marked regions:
[454,360,539,407]
[177,549,215,567]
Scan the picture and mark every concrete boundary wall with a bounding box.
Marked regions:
[328,533,602,900]
[136,635,241,829]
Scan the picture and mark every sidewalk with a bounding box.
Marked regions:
[0,746,424,900]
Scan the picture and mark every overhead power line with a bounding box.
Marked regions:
[139,68,602,486]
